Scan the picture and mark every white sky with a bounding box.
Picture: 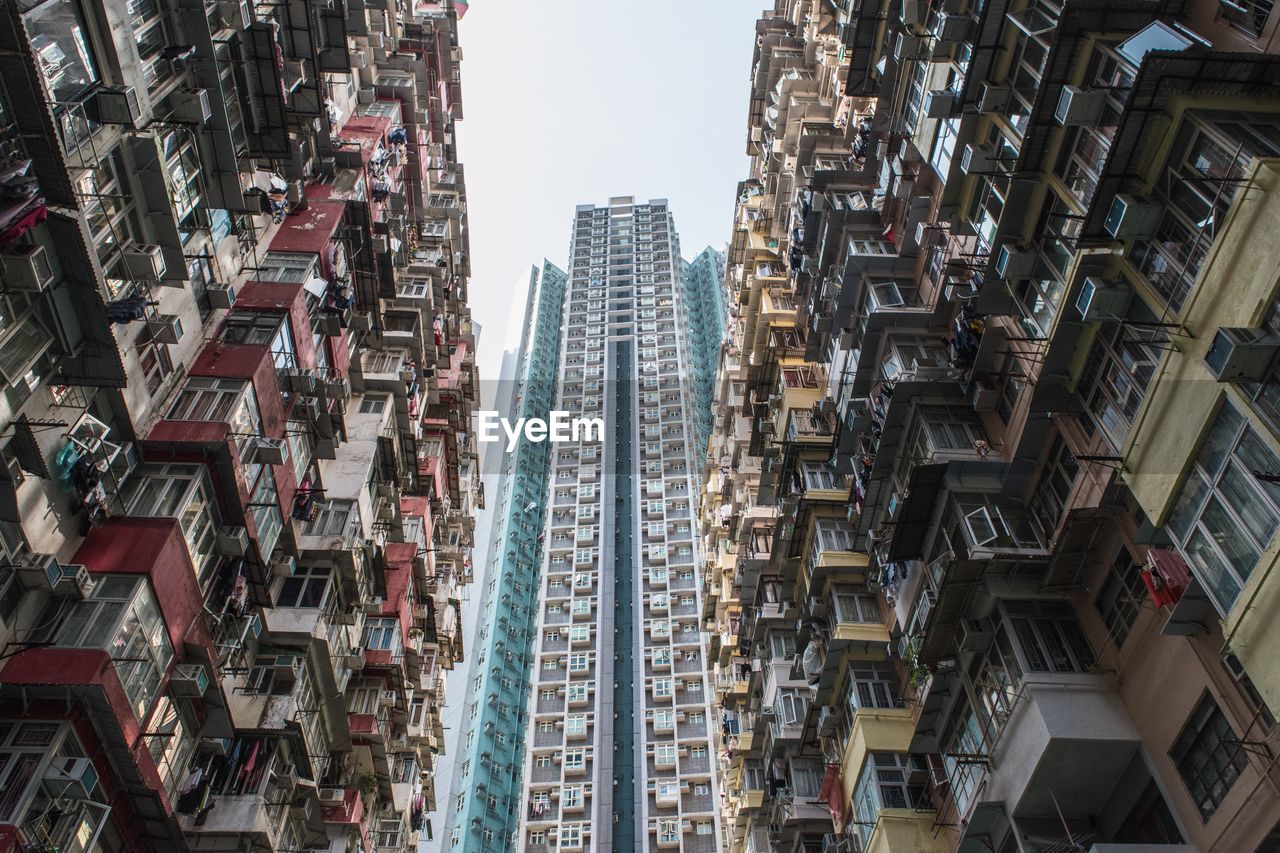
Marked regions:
[456,0,767,381]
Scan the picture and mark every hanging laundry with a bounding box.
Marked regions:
[105,296,157,325]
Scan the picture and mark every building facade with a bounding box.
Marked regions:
[0,1,479,851]
[682,247,730,456]
[701,2,1280,853]
[516,198,724,853]
[446,260,568,850]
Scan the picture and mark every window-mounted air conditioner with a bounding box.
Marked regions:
[1104,194,1163,240]
[993,243,1036,280]
[1076,276,1132,322]
[960,143,996,174]
[170,663,211,698]
[977,82,1011,114]
[1205,327,1280,382]
[924,90,959,119]
[1054,85,1106,126]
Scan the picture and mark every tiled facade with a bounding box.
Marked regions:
[700,2,1280,853]
[517,199,725,853]
[446,260,567,850]
[0,1,478,851]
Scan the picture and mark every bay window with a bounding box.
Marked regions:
[54,576,173,718]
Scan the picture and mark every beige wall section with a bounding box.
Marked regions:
[1118,158,1280,709]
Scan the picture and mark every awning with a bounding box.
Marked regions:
[887,463,948,560]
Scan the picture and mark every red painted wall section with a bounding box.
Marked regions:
[73,518,211,654]
[267,196,346,259]
[384,542,416,641]
[326,332,352,378]
[234,282,319,372]
[0,649,173,848]
[188,343,288,443]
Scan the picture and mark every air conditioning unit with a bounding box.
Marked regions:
[1104,194,1163,240]
[123,244,166,280]
[252,437,288,465]
[994,243,1036,280]
[924,90,959,118]
[895,33,927,61]
[1076,276,1132,321]
[271,556,296,578]
[977,82,1011,114]
[44,757,99,800]
[52,563,92,599]
[363,596,384,614]
[1054,85,1106,126]
[1204,327,1280,382]
[170,663,211,698]
[296,396,323,421]
[352,49,368,69]
[90,86,142,126]
[371,234,390,254]
[936,12,972,40]
[319,787,344,804]
[957,619,993,651]
[1,244,54,292]
[960,143,996,174]
[216,525,250,556]
[207,282,236,309]
[146,314,182,345]
[272,655,303,686]
[357,86,376,104]
[970,380,1001,411]
[174,88,213,123]
[345,647,366,668]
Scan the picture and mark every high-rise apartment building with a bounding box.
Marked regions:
[683,247,730,455]
[0,2,478,851]
[515,198,725,853]
[445,260,567,850]
[701,2,1280,853]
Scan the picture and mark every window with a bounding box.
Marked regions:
[654,742,676,767]
[1171,693,1248,821]
[168,378,259,431]
[358,396,388,415]
[851,753,926,849]
[801,461,839,491]
[565,714,587,737]
[567,683,588,704]
[535,754,552,768]
[1166,402,1280,614]
[375,819,403,848]
[814,518,857,553]
[135,325,173,396]
[22,0,100,107]
[124,464,221,584]
[1080,324,1161,448]
[832,588,880,624]
[1094,549,1146,648]
[54,576,173,718]
[564,748,585,771]
[361,618,399,651]
[562,784,583,809]
[303,499,357,538]
[1032,433,1079,534]
[652,678,673,698]
[1004,600,1094,672]
[276,565,331,609]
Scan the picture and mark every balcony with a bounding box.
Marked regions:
[979,674,1140,820]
